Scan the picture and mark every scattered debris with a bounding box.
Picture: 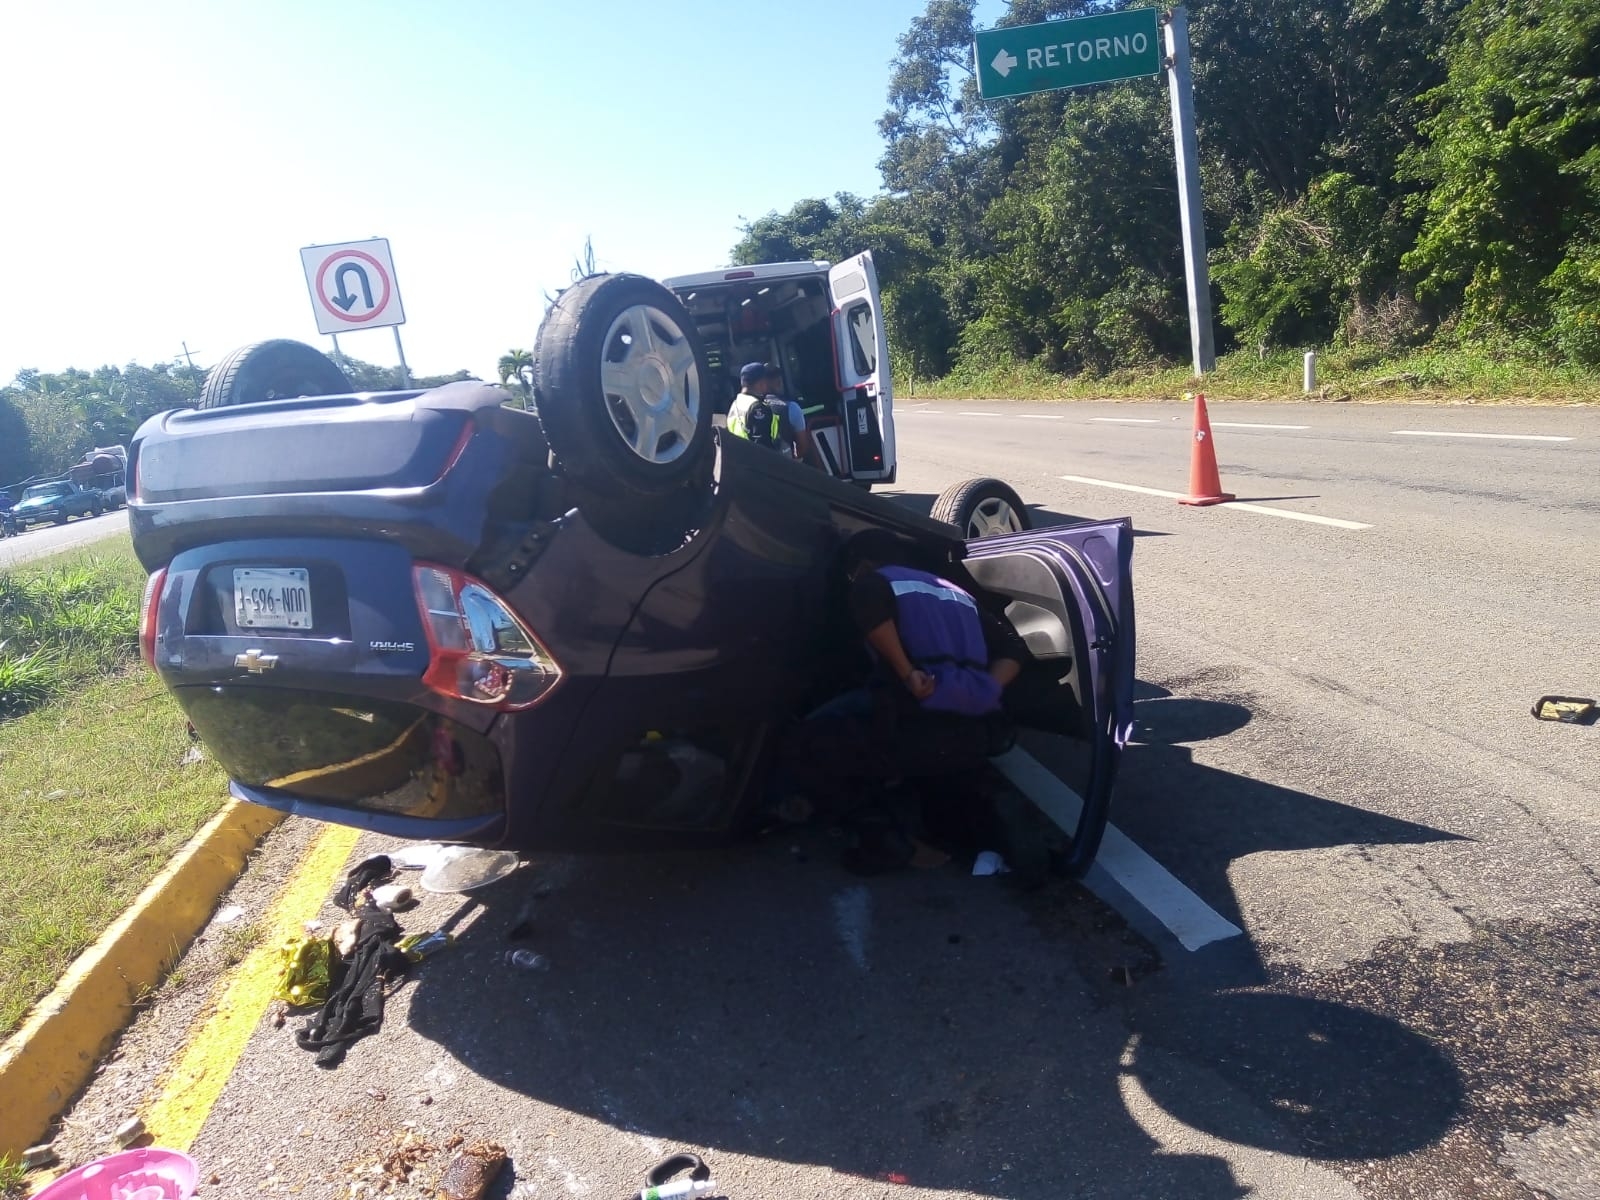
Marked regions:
[44,789,66,801]
[389,842,452,870]
[29,1148,197,1200]
[22,1143,58,1170]
[1531,695,1597,725]
[370,884,416,912]
[269,1000,288,1029]
[375,1128,435,1186]
[274,935,334,1007]
[420,849,520,895]
[207,1172,222,1185]
[436,1141,507,1200]
[634,1152,716,1200]
[334,855,394,910]
[397,930,455,962]
[213,904,245,926]
[333,919,363,960]
[296,907,409,1068]
[180,744,205,766]
[504,949,549,971]
[113,1116,146,1147]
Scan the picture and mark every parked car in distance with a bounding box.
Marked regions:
[11,480,104,529]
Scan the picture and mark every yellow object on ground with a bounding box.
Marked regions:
[142,823,360,1151]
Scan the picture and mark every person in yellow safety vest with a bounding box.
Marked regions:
[728,362,813,463]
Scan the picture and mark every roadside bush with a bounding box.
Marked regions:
[0,546,143,720]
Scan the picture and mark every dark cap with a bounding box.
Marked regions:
[739,362,771,386]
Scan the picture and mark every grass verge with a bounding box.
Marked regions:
[0,542,145,720]
[903,345,1600,404]
[0,537,228,1037]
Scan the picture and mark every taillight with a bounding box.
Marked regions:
[139,568,166,667]
[411,564,560,710]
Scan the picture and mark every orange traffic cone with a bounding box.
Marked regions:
[1178,392,1234,506]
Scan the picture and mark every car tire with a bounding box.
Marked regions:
[198,340,351,410]
[931,477,1031,541]
[532,274,713,500]
[54,512,68,525]
[91,502,103,517]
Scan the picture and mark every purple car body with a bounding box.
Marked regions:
[129,382,1134,870]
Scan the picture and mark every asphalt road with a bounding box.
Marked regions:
[50,400,1600,1199]
[0,508,128,569]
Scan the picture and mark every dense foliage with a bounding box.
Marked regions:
[732,0,1600,380]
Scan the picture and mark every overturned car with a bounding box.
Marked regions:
[129,271,1135,874]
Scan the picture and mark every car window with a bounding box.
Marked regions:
[23,484,69,500]
[846,302,877,377]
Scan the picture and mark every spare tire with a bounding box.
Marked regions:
[532,274,712,499]
[198,340,350,409]
[931,477,1031,540]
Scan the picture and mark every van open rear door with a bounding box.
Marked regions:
[826,253,895,483]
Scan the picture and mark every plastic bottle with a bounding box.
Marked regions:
[505,949,549,971]
[637,1179,718,1200]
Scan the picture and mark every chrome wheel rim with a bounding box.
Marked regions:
[967,496,1023,539]
[599,305,701,465]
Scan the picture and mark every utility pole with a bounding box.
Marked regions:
[1164,7,1216,375]
[178,342,199,371]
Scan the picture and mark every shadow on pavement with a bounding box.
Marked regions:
[407,690,1464,1196]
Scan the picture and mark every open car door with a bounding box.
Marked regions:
[961,517,1135,876]
[825,253,895,483]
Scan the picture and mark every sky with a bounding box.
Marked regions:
[0,0,1004,385]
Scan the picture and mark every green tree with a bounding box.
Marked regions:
[0,396,32,484]
[497,349,533,404]
[1401,0,1600,356]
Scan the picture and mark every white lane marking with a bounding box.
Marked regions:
[1058,474,1373,530]
[1211,421,1310,430]
[1090,417,1160,424]
[1018,413,1066,420]
[994,749,1243,952]
[832,885,871,971]
[1060,475,1182,499]
[1393,429,1573,442]
[959,411,1003,417]
[1226,501,1372,530]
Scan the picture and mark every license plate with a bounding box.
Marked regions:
[234,567,313,630]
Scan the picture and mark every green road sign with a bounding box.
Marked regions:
[974,8,1162,99]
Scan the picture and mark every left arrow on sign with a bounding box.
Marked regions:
[331,262,374,312]
[991,48,1018,77]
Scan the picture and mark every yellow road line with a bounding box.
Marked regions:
[142,824,362,1151]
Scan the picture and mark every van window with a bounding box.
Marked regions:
[846,302,877,376]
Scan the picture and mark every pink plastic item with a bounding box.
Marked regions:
[29,1148,198,1200]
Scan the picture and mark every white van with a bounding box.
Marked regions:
[663,252,896,486]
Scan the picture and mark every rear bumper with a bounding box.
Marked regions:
[231,780,507,843]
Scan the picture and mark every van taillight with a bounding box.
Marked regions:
[139,568,166,666]
[411,564,561,710]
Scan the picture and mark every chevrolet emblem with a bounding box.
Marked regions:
[235,649,279,674]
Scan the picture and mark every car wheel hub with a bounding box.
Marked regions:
[968,497,1022,539]
[600,304,701,465]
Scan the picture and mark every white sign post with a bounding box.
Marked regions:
[299,238,411,385]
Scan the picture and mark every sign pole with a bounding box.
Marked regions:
[329,333,348,370]
[392,327,412,388]
[1164,7,1214,375]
